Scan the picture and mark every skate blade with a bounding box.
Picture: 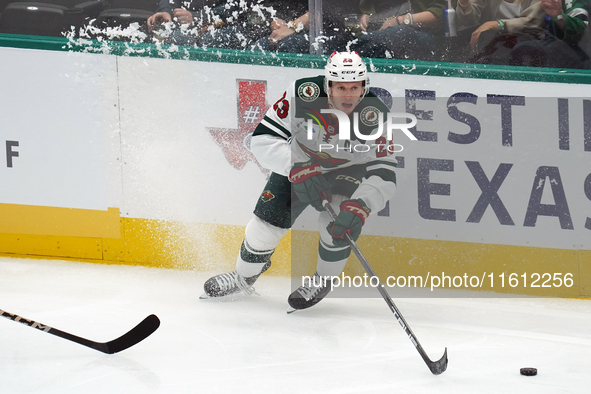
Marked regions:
[199,290,261,301]
[287,307,298,314]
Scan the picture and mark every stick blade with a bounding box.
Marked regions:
[104,314,160,354]
[428,347,448,375]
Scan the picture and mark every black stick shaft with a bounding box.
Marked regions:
[0,308,159,354]
[324,201,447,374]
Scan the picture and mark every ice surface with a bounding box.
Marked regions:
[0,256,590,393]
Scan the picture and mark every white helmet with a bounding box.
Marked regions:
[324,51,369,96]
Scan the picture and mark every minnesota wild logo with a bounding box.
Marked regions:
[298,82,320,102]
[360,106,381,127]
[260,190,275,202]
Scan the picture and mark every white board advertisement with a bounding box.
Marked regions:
[0,47,121,211]
[1,47,589,251]
[117,56,591,251]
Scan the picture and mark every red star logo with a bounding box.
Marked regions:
[208,80,269,172]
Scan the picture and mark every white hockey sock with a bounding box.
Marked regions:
[234,216,288,278]
[236,257,268,278]
[316,255,348,278]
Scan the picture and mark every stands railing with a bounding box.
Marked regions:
[0,0,590,80]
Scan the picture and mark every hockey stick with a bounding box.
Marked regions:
[0,308,160,354]
[324,201,448,375]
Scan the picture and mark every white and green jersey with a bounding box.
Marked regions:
[554,0,590,44]
[251,75,398,213]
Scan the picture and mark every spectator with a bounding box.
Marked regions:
[509,0,590,68]
[251,0,361,54]
[147,0,220,45]
[200,0,308,50]
[350,0,446,61]
[455,0,546,64]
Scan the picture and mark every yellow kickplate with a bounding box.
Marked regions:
[0,203,121,238]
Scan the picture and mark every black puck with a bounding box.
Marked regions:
[520,367,537,376]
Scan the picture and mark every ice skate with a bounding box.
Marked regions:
[201,261,270,299]
[287,273,333,312]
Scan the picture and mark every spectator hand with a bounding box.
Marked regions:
[270,18,286,31]
[289,160,332,211]
[173,8,193,25]
[327,199,371,247]
[380,17,399,30]
[541,0,563,18]
[268,21,296,46]
[470,21,500,49]
[147,12,172,30]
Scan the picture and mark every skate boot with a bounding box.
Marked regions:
[203,261,270,298]
[287,272,333,312]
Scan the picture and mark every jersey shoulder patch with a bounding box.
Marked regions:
[355,93,390,137]
[295,76,326,102]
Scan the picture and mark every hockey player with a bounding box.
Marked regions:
[203,52,397,311]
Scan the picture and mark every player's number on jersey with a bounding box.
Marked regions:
[273,91,289,119]
[376,137,394,158]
